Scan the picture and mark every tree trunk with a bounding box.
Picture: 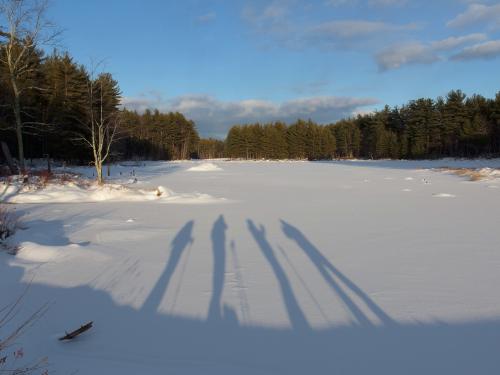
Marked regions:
[96,161,103,184]
[46,154,51,173]
[11,78,25,172]
[1,141,18,175]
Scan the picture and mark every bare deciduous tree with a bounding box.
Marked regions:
[76,64,121,184]
[0,0,59,172]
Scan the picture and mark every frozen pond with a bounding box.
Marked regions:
[2,160,500,374]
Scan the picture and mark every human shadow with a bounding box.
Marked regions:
[141,220,194,314]
[208,215,227,321]
[281,219,393,326]
[247,219,310,331]
[2,219,500,374]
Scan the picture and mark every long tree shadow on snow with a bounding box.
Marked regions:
[281,219,394,326]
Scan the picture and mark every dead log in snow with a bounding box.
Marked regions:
[59,321,93,341]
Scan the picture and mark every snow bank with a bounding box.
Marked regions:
[15,243,62,262]
[187,162,223,172]
[3,182,225,204]
[3,183,157,203]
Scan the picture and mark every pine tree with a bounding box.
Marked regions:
[442,90,467,156]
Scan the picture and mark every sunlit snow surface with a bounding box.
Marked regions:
[2,159,500,374]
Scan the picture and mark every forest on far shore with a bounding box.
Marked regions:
[3,77,500,164]
[223,90,500,161]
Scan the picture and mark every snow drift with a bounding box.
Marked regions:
[186,162,223,172]
[2,182,225,204]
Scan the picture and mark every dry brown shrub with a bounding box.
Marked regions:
[468,172,485,181]
[0,205,16,242]
[58,173,74,183]
[31,170,53,187]
[0,205,19,254]
[441,168,488,181]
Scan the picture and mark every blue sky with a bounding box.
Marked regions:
[49,0,500,137]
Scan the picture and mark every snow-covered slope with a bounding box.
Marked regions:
[1,160,500,374]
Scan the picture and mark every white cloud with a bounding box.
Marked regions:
[376,33,489,70]
[242,0,291,27]
[308,20,417,40]
[376,42,439,71]
[241,1,499,72]
[451,39,500,60]
[242,0,298,47]
[430,33,487,50]
[121,94,378,138]
[447,3,500,29]
[243,1,418,49]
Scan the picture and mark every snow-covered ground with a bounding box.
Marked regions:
[2,160,500,374]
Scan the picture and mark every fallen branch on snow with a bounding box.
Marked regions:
[59,321,93,341]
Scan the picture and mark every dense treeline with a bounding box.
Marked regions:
[225,121,335,160]
[197,138,225,159]
[0,50,203,164]
[119,109,199,160]
[225,90,500,160]
[0,48,90,163]
[2,0,500,166]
